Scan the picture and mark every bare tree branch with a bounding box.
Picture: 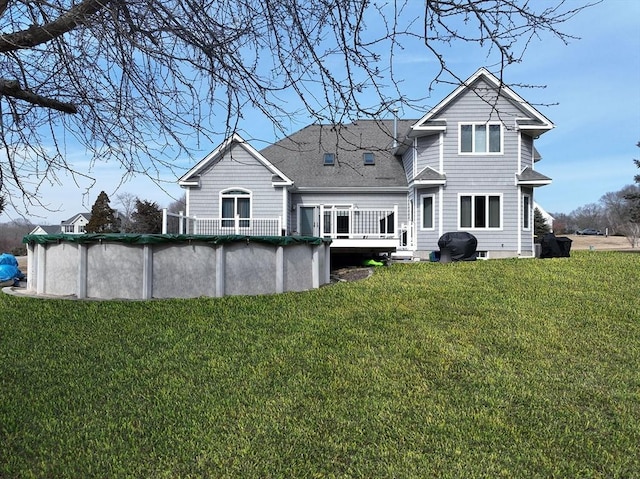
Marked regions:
[0,0,596,216]
[0,0,110,52]
[0,79,77,113]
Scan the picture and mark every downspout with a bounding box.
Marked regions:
[282,187,288,236]
[517,186,522,256]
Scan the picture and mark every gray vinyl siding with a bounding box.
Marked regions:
[402,147,414,183]
[415,135,441,175]
[188,144,283,220]
[520,134,534,170]
[418,79,529,253]
[290,191,408,235]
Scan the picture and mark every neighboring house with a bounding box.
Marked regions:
[60,213,91,234]
[534,202,554,232]
[176,68,554,259]
[29,225,62,235]
[31,213,92,235]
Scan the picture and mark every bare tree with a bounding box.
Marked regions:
[115,192,137,233]
[166,193,186,215]
[0,218,34,255]
[570,203,605,232]
[0,0,593,215]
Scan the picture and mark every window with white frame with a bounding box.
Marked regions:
[460,123,502,153]
[421,194,434,229]
[459,194,501,229]
[221,189,251,227]
[522,194,531,230]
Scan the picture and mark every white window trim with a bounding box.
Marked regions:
[219,188,253,222]
[420,193,435,231]
[458,122,504,155]
[457,193,503,230]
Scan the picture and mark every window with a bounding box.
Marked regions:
[523,194,531,230]
[221,189,251,227]
[460,123,502,153]
[363,152,375,165]
[460,194,501,229]
[324,153,335,165]
[421,195,434,229]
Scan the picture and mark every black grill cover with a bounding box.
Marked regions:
[540,233,572,258]
[438,232,478,262]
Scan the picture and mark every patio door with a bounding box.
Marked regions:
[299,206,318,236]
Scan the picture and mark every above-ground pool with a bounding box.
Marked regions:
[21,234,331,300]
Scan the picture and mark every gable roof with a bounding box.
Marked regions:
[179,133,294,187]
[259,120,416,190]
[30,225,61,235]
[410,68,554,138]
[62,213,91,225]
[414,166,446,185]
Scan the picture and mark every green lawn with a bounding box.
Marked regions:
[1,251,639,478]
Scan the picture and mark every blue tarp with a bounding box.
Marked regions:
[0,253,24,286]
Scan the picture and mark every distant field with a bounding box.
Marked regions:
[565,234,636,251]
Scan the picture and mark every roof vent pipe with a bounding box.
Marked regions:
[392,108,399,149]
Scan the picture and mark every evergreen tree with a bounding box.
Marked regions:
[85,191,120,233]
[534,207,551,237]
[130,199,162,234]
[624,141,640,223]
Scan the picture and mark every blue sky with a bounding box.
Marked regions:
[3,0,639,224]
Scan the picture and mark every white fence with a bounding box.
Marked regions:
[162,210,282,236]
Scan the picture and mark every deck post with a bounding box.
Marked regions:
[162,208,168,234]
[394,204,399,238]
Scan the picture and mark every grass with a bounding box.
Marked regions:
[1,251,639,478]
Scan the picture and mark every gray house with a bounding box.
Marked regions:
[176,68,554,259]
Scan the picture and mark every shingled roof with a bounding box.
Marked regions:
[259,119,416,189]
[517,167,552,185]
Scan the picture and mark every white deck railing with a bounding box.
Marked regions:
[318,205,399,240]
[162,210,282,236]
[162,206,407,245]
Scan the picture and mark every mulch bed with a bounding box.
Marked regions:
[330,267,374,283]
